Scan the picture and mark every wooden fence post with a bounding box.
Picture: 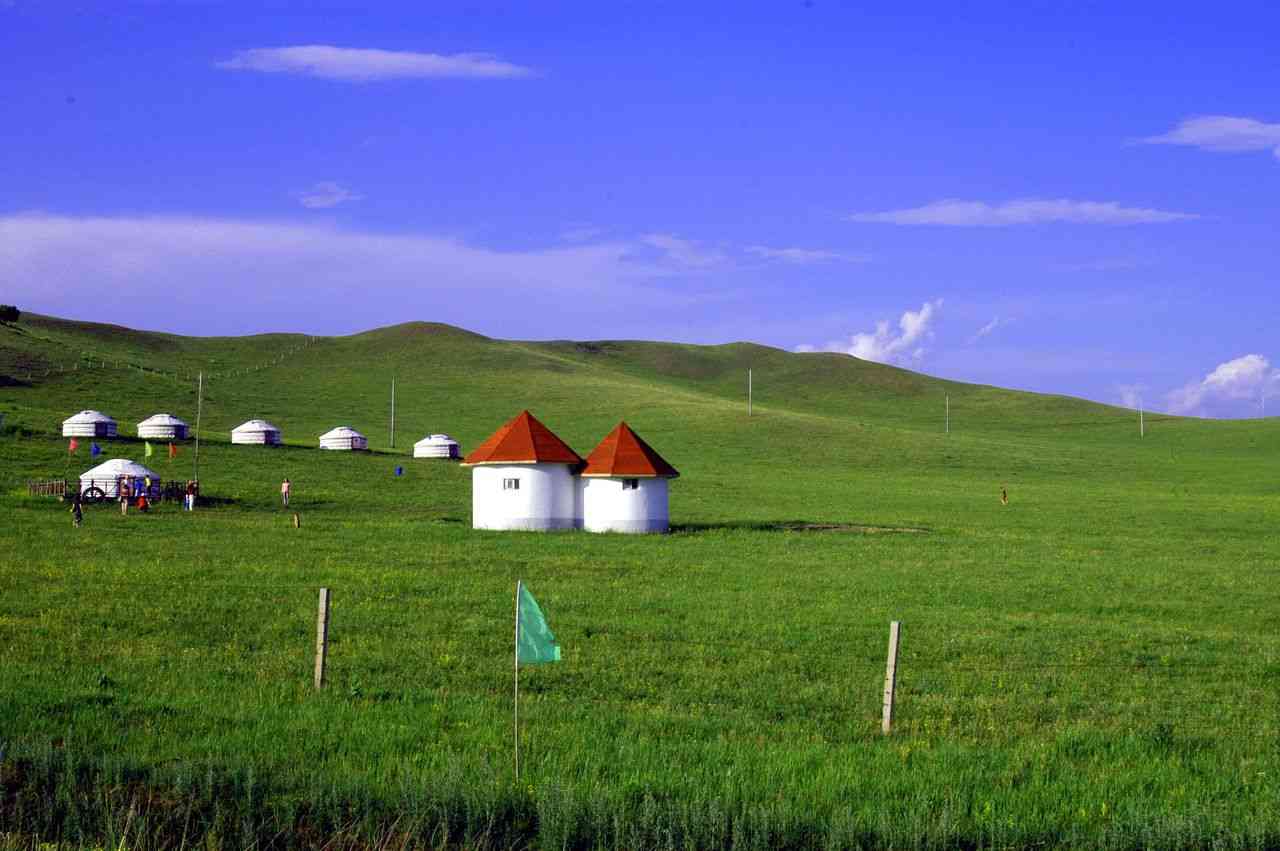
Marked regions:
[314,588,330,690]
[881,620,901,735]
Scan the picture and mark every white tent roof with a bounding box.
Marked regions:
[80,458,159,481]
[415,433,458,446]
[138,413,188,427]
[320,426,365,440]
[63,409,116,426]
[232,419,279,433]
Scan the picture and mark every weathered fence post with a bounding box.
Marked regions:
[314,588,330,690]
[881,620,901,735]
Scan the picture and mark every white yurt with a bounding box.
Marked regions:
[79,458,160,498]
[231,419,282,445]
[580,422,679,534]
[62,410,117,438]
[462,411,584,531]
[414,433,460,459]
[319,426,368,451]
[137,413,190,440]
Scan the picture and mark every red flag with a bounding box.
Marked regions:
[168,442,177,461]
[68,438,79,454]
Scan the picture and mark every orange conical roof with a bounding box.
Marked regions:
[580,422,679,479]
[461,410,584,466]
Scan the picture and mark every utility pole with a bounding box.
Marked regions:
[1139,403,1145,438]
[194,372,203,482]
[945,393,950,435]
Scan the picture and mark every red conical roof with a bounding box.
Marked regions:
[461,410,584,466]
[580,422,679,479]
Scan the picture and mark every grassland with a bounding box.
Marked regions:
[1,313,1279,850]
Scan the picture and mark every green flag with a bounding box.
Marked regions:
[516,582,561,664]
[144,441,154,458]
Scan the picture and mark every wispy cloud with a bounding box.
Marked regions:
[297,182,363,209]
[216,45,533,81]
[1167,354,1280,416]
[744,245,868,264]
[1142,115,1280,160]
[848,199,1198,226]
[0,214,694,336]
[796,299,943,365]
[640,233,728,269]
[968,316,1012,344]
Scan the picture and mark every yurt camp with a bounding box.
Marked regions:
[414,433,461,459]
[319,426,368,451]
[231,419,282,446]
[579,422,679,534]
[62,410,117,438]
[79,458,160,499]
[462,411,584,531]
[137,413,189,440]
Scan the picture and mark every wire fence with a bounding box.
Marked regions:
[5,578,1279,743]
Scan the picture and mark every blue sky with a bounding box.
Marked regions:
[3,2,1279,417]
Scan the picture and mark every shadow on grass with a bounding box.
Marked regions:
[670,520,929,534]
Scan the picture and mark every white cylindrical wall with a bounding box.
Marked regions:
[582,477,669,534]
[232,430,281,445]
[138,424,189,440]
[471,463,578,531]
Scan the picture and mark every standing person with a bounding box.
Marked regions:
[185,479,196,511]
[144,475,152,499]
[71,491,83,528]
[119,478,131,516]
[281,478,291,507]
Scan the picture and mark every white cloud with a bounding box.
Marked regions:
[969,316,1011,344]
[1142,115,1280,160]
[216,45,533,81]
[796,299,943,365]
[0,213,700,336]
[744,246,867,264]
[640,233,727,269]
[1116,383,1145,410]
[1167,354,1280,416]
[297,182,363,209]
[847,199,1198,226]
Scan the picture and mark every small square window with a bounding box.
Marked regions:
[622,478,639,490]
[503,478,520,491]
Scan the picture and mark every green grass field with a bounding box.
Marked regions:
[2,313,1279,850]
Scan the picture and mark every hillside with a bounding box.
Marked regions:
[2,312,1279,850]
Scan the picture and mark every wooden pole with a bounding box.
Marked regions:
[881,620,901,735]
[314,587,330,690]
[514,580,521,781]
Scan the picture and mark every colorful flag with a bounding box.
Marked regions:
[68,438,79,453]
[168,442,177,460]
[90,442,101,458]
[516,582,561,664]
[144,441,153,458]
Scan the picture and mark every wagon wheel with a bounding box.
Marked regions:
[81,486,106,504]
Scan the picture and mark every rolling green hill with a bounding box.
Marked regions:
[1,313,1278,850]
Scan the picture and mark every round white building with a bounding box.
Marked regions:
[137,413,190,440]
[414,433,460,459]
[580,422,679,534]
[62,410,117,438]
[319,426,368,451]
[462,411,584,531]
[231,419,282,445]
[79,458,160,498]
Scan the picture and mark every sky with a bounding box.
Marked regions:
[2,2,1278,417]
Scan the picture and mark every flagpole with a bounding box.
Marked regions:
[514,579,521,782]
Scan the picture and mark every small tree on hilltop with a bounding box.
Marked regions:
[0,305,19,324]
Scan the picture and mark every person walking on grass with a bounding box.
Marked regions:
[71,491,83,528]
[185,479,196,511]
[119,478,131,516]
[281,477,291,508]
